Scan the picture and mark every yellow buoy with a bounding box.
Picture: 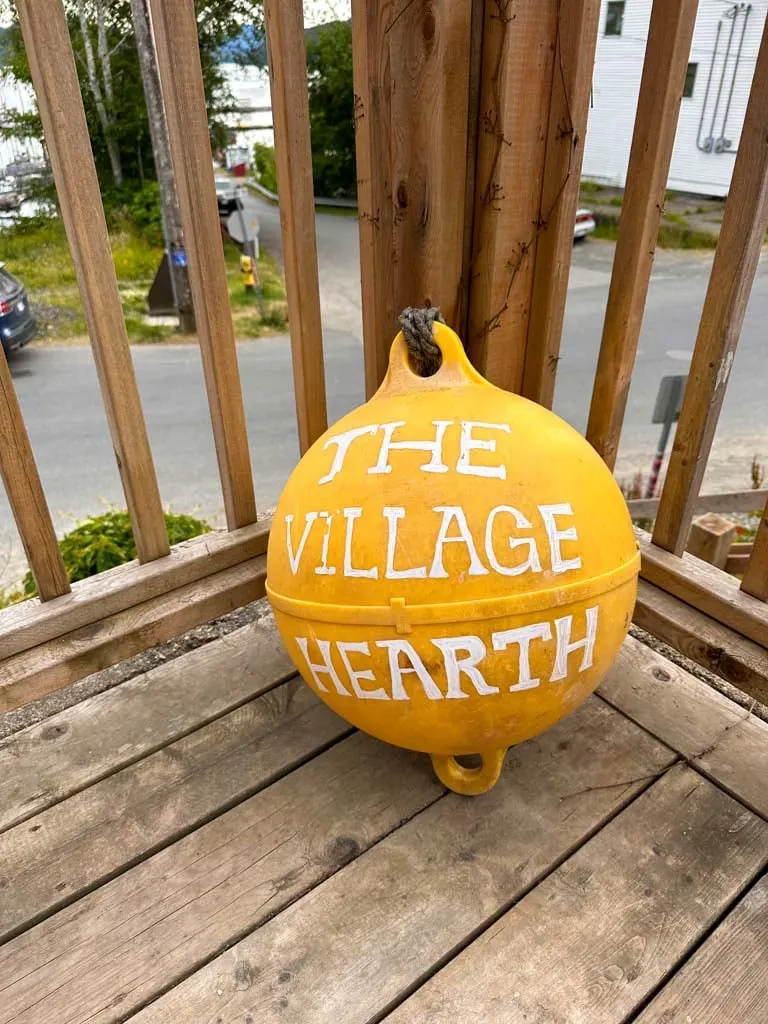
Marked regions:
[267,323,639,794]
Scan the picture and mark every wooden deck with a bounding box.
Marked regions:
[1,618,767,1024]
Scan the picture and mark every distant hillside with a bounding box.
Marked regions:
[218,20,349,66]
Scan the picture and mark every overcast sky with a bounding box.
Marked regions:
[304,0,351,26]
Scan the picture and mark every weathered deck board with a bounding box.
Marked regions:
[636,875,768,1024]
[0,681,349,943]
[385,766,768,1023]
[1,626,766,1024]
[125,698,674,1024]
[599,635,768,818]
[0,734,443,1024]
[0,619,293,834]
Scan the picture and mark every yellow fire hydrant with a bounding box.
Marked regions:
[240,253,256,292]
[267,322,639,795]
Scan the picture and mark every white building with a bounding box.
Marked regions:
[583,0,767,196]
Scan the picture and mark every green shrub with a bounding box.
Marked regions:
[253,142,279,194]
[126,181,165,247]
[21,509,211,597]
[608,196,623,207]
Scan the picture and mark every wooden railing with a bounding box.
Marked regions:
[1,0,767,712]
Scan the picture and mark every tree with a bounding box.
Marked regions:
[306,19,356,200]
[0,0,263,196]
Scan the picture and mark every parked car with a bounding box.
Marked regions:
[0,263,36,355]
[214,176,248,215]
[574,207,596,241]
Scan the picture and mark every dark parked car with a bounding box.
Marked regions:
[0,263,36,355]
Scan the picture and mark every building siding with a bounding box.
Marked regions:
[582,0,767,196]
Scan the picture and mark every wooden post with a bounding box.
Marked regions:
[687,514,737,571]
[149,0,257,529]
[653,14,768,555]
[741,502,768,601]
[16,0,169,564]
[586,0,699,467]
[0,350,69,601]
[352,0,477,396]
[467,0,559,392]
[264,0,328,453]
[521,0,602,409]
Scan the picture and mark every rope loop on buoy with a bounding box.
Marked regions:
[398,306,445,377]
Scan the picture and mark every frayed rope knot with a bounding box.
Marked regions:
[398,306,445,377]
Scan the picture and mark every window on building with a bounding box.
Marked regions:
[683,62,698,98]
[605,1,625,36]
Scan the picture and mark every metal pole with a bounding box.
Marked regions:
[645,418,674,498]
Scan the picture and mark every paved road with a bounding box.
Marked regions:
[1,201,766,585]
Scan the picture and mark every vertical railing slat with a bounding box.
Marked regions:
[352,0,476,397]
[586,0,699,469]
[741,503,768,601]
[149,0,257,528]
[0,351,69,601]
[467,1,559,393]
[264,0,328,453]
[653,14,768,555]
[17,0,170,563]
[521,0,602,409]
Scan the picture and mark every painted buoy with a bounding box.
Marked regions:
[267,323,639,794]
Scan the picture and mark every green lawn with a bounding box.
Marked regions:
[0,216,287,343]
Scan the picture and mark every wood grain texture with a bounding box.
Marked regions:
[628,489,768,520]
[352,0,475,396]
[0,680,349,945]
[467,0,558,392]
[385,766,768,1023]
[636,876,768,1024]
[148,0,256,528]
[653,15,768,554]
[127,697,674,1024]
[633,578,768,707]
[264,0,327,452]
[0,618,293,835]
[0,557,267,713]
[599,634,768,818]
[687,513,736,570]
[16,0,168,563]
[638,530,768,649]
[0,348,68,601]
[741,498,768,601]
[0,520,269,661]
[586,0,699,467]
[0,733,442,1024]
[522,0,601,409]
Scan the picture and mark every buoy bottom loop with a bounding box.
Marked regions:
[430,747,507,796]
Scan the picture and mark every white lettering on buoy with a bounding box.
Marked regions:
[539,503,582,575]
[293,607,600,702]
[342,508,378,579]
[319,424,378,484]
[457,421,511,479]
[295,637,350,695]
[485,505,543,577]
[383,506,427,579]
[550,606,599,680]
[375,639,444,700]
[314,512,336,575]
[430,506,489,579]
[337,641,388,699]
[492,622,553,691]
[431,635,499,699]
[285,512,319,575]
[368,420,452,476]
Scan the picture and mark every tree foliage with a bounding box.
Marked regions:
[306,19,356,200]
[0,0,262,200]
